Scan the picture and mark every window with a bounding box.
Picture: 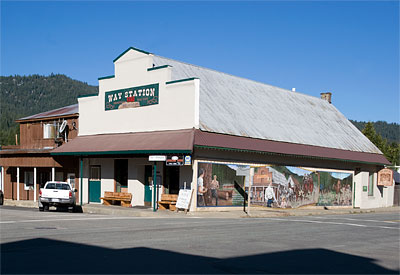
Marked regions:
[45,183,56,189]
[43,123,56,139]
[90,166,101,181]
[24,171,34,190]
[368,173,374,196]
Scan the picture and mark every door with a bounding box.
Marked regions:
[89,166,101,203]
[144,165,152,206]
[115,159,128,193]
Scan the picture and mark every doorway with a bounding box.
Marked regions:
[89,165,101,203]
[144,165,152,206]
[115,159,128,193]
[165,166,180,194]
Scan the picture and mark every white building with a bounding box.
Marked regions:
[53,47,394,211]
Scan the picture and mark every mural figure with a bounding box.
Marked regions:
[210,175,219,206]
[265,183,276,207]
[197,169,207,206]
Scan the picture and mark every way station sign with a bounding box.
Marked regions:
[149,155,167,162]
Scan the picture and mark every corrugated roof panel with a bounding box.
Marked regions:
[17,104,79,121]
[153,55,381,154]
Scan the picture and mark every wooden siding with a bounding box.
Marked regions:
[19,117,78,149]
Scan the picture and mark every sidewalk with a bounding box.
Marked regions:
[3,199,400,218]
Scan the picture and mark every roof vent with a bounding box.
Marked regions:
[320,92,332,103]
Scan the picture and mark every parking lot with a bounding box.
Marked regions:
[1,206,399,274]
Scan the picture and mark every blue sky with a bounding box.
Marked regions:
[1,1,399,123]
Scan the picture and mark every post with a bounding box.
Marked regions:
[52,167,55,181]
[80,158,83,206]
[17,167,20,201]
[33,167,37,202]
[1,166,4,192]
[153,162,157,212]
[248,167,254,215]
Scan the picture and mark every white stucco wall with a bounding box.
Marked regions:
[78,49,199,136]
[354,171,394,209]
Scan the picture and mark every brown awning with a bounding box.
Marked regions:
[194,130,390,166]
[50,128,389,165]
[51,129,194,156]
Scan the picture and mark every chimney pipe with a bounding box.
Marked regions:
[320,92,332,103]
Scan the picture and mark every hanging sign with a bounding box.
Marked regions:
[184,155,192,165]
[105,83,159,111]
[166,156,184,166]
[149,155,166,162]
[377,168,393,186]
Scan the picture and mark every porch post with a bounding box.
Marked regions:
[1,166,4,191]
[33,167,37,202]
[80,158,83,206]
[52,167,55,181]
[17,167,20,201]
[153,162,157,212]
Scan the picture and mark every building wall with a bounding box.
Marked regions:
[78,51,199,136]
[19,117,78,149]
[81,157,167,206]
[354,171,394,209]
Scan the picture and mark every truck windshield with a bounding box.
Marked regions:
[45,183,70,190]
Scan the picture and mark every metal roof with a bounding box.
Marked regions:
[152,55,381,154]
[17,104,79,122]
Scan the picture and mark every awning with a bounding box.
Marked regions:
[50,128,390,166]
[51,129,194,156]
[194,130,390,166]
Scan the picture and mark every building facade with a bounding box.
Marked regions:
[0,105,80,203]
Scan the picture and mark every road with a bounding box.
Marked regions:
[1,206,399,274]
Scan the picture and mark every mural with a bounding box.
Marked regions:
[197,162,353,208]
[250,166,353,208]
[197,163,249,207]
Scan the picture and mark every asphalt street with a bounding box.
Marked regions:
[1,206,399,274]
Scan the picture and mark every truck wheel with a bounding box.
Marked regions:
[43,204,49,211]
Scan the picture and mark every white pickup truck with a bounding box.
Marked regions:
[39,181,77,212]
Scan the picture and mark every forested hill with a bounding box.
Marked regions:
[350,120,399,144]
[0,74,98,145]
[0,74,399,148]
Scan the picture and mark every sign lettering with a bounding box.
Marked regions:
[105,83,159,111]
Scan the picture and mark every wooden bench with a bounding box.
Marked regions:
[100,191,132,207]
[158,194,178,211]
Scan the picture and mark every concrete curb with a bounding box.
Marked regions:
[3,199,399,218]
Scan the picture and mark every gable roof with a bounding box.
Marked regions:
[152,55,381,154]
[16,104,78,122]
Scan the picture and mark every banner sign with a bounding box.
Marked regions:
[378,168,393,186]
[105,83,159,111]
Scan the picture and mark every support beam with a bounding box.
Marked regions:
[52,167,55,181]
[80,158,83,206]
[17,167,20,201]
[33,167,37,202]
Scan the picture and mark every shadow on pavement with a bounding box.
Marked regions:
[1,238,398,274]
